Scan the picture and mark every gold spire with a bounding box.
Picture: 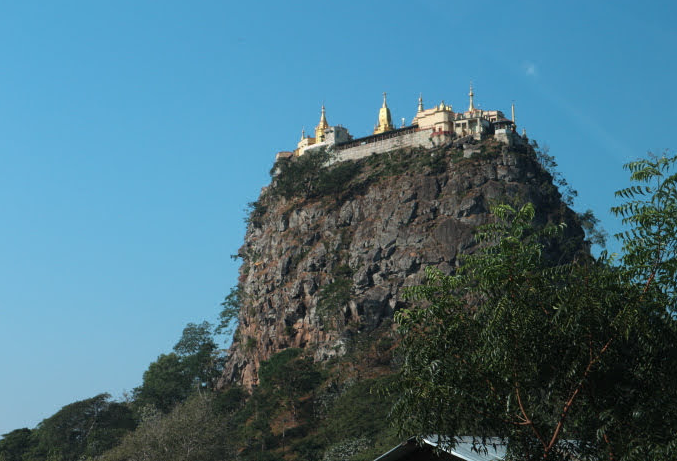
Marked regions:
[468,82,475,112]
[373,92,395,134]
[417,93,423,113]
[320,105,327,125]
[315,105,329,142]
[300,127,306,140]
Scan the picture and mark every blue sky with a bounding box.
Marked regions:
[1,0,675,435]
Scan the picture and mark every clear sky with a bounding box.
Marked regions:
[1,0,675,436]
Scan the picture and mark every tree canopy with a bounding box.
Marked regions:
[133,321,225,413]
[9,394,136,461]
[392,153,677,461]
[99,394,235,461]
[0,429,32,461]
[612,153,677,310]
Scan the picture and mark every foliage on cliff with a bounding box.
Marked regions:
[268,145,451,202]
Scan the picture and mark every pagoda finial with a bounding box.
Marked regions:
[382,92,388,108]
[315,104,329,142]
[468,82,475,111]
[301,127,306,140]
[417,93,423,112]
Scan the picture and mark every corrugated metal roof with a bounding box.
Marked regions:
[373,436,506,461]
[425,436,506,461]
[372,439,420,461]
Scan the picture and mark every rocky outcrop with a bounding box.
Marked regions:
[219,142,584,388]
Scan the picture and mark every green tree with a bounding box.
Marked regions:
[173,321,224,390]
[134,353,194,413]
[0,428,32,461]
[258,349,323,421]
[134,321,225,413]
[173,321,214,356]
[216,286,241,338]
[612,153,677,310]
[393,197,677,460]
[23,394,135,461]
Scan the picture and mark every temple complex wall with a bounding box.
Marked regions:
[335,129,450,162]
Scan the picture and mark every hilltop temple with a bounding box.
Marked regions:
[277,85,525,163]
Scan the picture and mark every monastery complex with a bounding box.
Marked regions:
[276,85,527,163]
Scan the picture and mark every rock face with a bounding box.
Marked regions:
[220,142,584,388]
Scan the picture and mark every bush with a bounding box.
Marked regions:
[100,395,235,461]
[244,200,267,228]
[213,386,247,415]
[316,161,363,197]
[320,376,397,449]
[321,438,370,461]
[271,149,365,200]
[317,277,353,329]
[271,149,331,198]
[259,349,323,398]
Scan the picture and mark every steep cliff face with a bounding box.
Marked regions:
[220,141,584,388]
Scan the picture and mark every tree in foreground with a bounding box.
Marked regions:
[612,152,677,310]
[392,154,677,461]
